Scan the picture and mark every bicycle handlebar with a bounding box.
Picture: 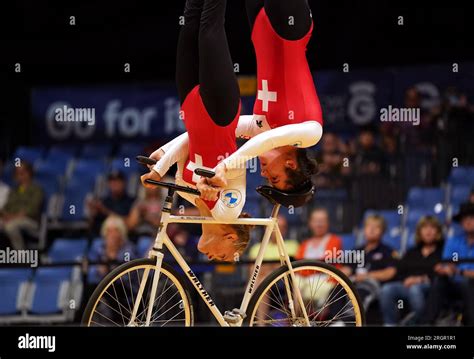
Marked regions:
[144,179,201,195]
[137,155,216,196]
[136,155,157,166]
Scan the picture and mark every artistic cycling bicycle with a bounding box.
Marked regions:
[82,157,365,327]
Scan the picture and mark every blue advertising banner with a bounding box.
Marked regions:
[31,84,186,144]
[31,63,474,144]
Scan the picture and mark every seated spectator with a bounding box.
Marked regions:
[88,170,134,234]
[89,215,136,281]
[469,187,474,204]
[0,179,9,210]
[314,133,350,189]
[127,186,162,236]
[424,202,474,325]
[295,208,342,262]
[248,215,299,262]
[380,216,443,325]
[353,127,386,175]
[346,214,397,309]
[0,162,43,249]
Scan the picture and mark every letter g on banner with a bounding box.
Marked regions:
[347,82,376,125]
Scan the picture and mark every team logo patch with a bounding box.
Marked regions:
[220,190,242,208]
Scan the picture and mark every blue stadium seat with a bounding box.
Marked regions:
[34,171,60,201]
[382,226,404,252]
[48,145,78,158]
[448,167,474,186]
[35,157,69,177]
[43,151,73,173]
[137,236,153,257]
[110,157,140,175]
[72,159,107,178]
[117,143,144,158]
[80,143,112,159]
[29,267,73,314]
[14,146,44,164]
[59,180,92,221]
[0,269,32,315]
[339,233,356,250]
[47,238,88,263]
[450,185,471,206]
[407,187,445,212]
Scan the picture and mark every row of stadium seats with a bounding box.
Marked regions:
[338,176,473,254]
[0,267,82,323]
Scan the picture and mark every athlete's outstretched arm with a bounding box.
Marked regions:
[151,134,189,178]
[223,120,323,173]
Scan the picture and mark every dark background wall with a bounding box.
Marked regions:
[0,0,472,156]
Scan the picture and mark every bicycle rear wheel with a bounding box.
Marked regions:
[245,260,365,327]
[82,258,194,327]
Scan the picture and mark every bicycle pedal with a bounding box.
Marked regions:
[224,308,246,324]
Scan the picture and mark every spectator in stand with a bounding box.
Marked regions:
[0,179,9,210]
[89,215,136,281]
[469,187,474,204]
[88,170,134,234]
[249,215,299,262]
[346,214,398,310]
[424,203,474,325]
[296,208,342,262]
[401,86,436,151]
[314,133,350,189]
[380,216,443,325]
[0,162,43,249]
[127,186,163,236]
[353,127,386,175]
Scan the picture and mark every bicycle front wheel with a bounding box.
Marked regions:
[245,260,365,327]
[82,258,194,327]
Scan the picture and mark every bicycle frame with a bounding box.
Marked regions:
[129,193,310,327]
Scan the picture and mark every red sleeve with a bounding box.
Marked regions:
[295,241,308,260]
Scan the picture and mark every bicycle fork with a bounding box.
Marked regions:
[128,191,173,327]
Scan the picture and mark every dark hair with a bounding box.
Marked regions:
[284,148,318,191]
[16,161,34,176]
[230,212,254,256]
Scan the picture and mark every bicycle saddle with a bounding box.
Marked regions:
[256,181,315,208]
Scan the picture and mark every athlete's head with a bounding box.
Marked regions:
[198,213,253,262]
[259,146,318,191]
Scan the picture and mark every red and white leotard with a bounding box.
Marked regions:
[153,9,324,192]
[153,85,246,221]
[252,8,323,128]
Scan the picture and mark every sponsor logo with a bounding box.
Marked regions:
[221,190,242,208]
